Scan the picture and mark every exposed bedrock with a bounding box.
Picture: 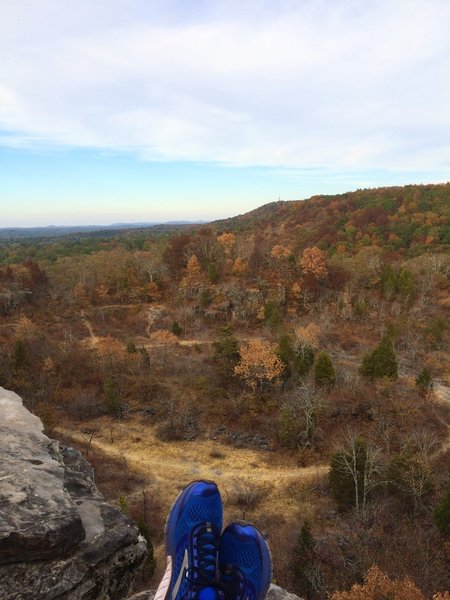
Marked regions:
[0,387,147,600]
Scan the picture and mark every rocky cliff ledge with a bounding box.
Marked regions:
[0,387,147,600]
[128,584,302,600]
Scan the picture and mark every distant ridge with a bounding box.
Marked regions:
[0,220,206,240]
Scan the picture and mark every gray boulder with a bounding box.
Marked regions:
[0,387,147,599]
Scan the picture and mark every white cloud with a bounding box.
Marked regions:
[1,0,450,170]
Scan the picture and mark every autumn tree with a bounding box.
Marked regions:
[151,330,178,359]
[163,234,191,275]
[231,256,248,276]
[270,244,292,273]
[295,323,321,348]
[217,232,236,258]
[300,247,328,279]
[182,255,203,288]
[271,244,291,259]
[234,340,284,390]
[329,565,428,600]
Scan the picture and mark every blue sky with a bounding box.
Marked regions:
[1,0,450,227]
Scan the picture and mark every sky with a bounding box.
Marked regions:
[1,0,450,227]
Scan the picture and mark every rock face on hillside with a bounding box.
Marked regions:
[0,387,147,600]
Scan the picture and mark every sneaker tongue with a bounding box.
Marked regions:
[197,587,219,600]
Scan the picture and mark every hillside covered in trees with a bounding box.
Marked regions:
[0,183,449,599]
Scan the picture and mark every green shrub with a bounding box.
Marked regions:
[314,352,335,387]
[415,367,433,397]
[212,324,240,381]
[277,406,299,449]
[207,262,220,284]
[360,334,398,380]
[264,300,283,331]
[277,333,295,379]
[12,339,26,370]
[136,517,156,577]
[291,521,324,600]
[433,476,450,534]
[171,321,182,337]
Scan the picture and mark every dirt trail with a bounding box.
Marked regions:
[80,310,98,347]
[62,420,328,514]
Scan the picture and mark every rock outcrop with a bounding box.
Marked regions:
[127,584,303,600]
[0,387,147,600]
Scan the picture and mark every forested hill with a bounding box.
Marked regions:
[215,183,450,257]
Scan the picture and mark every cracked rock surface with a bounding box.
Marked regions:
[0,387,147,600]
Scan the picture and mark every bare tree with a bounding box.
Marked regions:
[411,427,439,458]
[331,431,382,517]
[287,382,325,445]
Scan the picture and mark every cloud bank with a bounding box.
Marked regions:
[1,0,450,171]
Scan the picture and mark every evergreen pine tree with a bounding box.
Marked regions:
[277,332,295,379]
[329,437,369,512]
[103,376,122,417]
[381,264,398,298]
[12,339,26,370]
[397,267,415,301]
[415,367,433,397]
[207,262,219,284]
[434,475,450,534]
[360,334,398,380]
[314,352,336,387]
[291,520,324,600]
[212,325,240,381]
[136,517,156,577]
[171,321,182,337]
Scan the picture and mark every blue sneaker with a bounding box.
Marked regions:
[219,522,272,600]
[155,480,223,600]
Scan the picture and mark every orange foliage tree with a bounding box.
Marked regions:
[295,323,321,348]
[217,232,236,257]
[232,256,248,275]
[329,565,450,600]
[300,247,328,279]
[271,244,291,259]
[234,340,284,389]
[181,255,203,288]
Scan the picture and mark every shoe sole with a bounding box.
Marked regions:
[155,480,219,600]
